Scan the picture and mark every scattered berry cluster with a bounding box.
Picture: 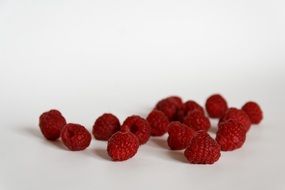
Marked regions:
[39,110,91,150]
[38,94,263,164]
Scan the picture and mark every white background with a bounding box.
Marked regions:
[0,0,285,190]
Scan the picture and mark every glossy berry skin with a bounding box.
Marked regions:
[205,94,228,118]
[242,101,263,124]
[167,122,196,150]
[92,113,120,141]
[107,131,139,161]
[216,120,246,151]
[155,96,183,121]
[183,100,205,116]
[121,115,151,145]
[147,110,169,136]
[183,111,211,131]
[61,123,91,151]
[219,108,251,132]
[184,132,221,164]
[39,109,66,141]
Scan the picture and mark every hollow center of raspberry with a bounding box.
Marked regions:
[130,125,139,134]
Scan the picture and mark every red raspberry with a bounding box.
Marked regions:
[184,132,221,164]
[167,122,196,150]
[155,96,183,121]
[183,100,204,116]
[216,120,246,151]
[61,123,91,151]
[173,108,185,122]
[92,113,120,141]
[146,110,169,136]
[170,96,184,121]
[121,115,151,145]
[167,96,183,108]
[242,101,263,124]
[107,131,139,161]
[205,94,228,118]
[219,108,251,132]
[39,109,66,141]
[183,110,211,131]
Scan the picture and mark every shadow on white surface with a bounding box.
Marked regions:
[167,151,188,164]
[149,137,189,163]
[93,148,110,161]
[208,126,218,135]
[16,126,114,161]
[17,127,67,150]
[150,138,169,149]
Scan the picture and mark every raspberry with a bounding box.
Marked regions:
[146,110,169,136]
[167,96,183,108]
[155,100,176,120]
[216,120,246,151]
[92,113,120,141]
[242,101,263,124]
[219,108,251,132]
[107,131,139,161]
[155,96,183,121]
[61,123,91,151]
[121,115,151,145]
[205,94,228,118]
[183,110,211,131]
[173,108,185,122]
[39,109,66,141]
[183,100,205,116]
[167,122,196,150]
[184,132,221,164]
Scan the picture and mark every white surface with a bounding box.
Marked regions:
[1,1,285,190]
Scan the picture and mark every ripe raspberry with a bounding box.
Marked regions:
[146,110,169,136]
[39,109,66,141]
[242,101,263,124]
[167,122,196,150]
[107,131,139,161]
[172,108,185,122]
[205,94,228,118]
[216,120,246,151]
[61,123,91,151]
[219,108,251,132]
[155,96,183,121]
[92,113,120,141]
[167,96,183,108]
[121,115,151,145]
[183,110,211,131]
[184,132,221,164]
[183,100,205,116]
